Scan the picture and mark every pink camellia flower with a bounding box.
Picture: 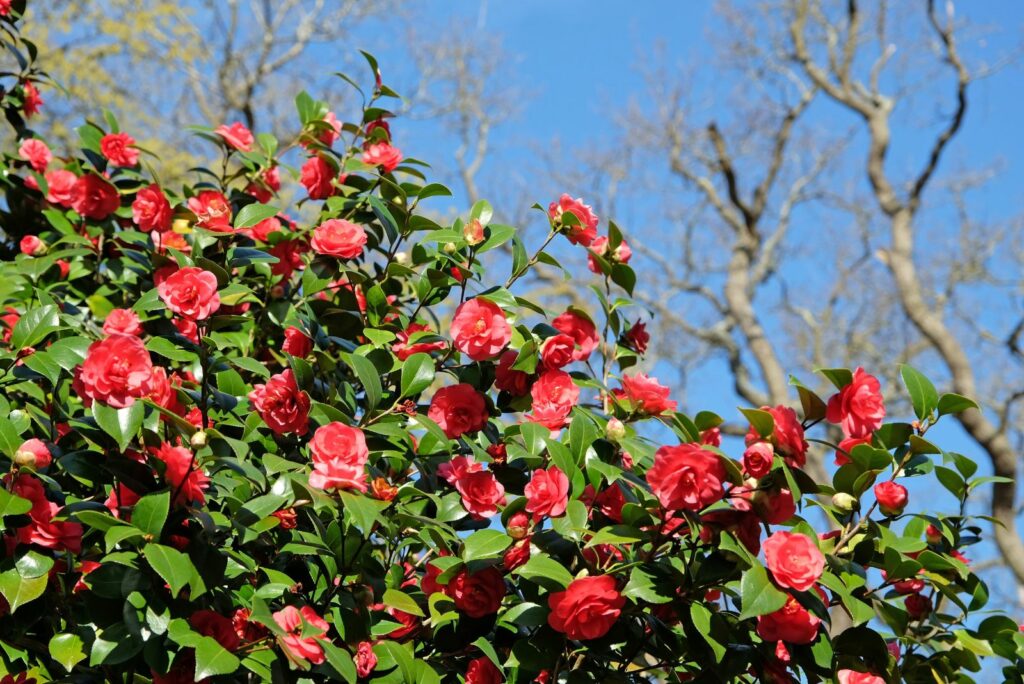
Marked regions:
[428,384,489,439]
[837,670,885,684]
[826,367,886,438]
[587,235,632,273]
[300,155,335,199]
[548,194,599,246]
[248,369,310,436]
[540,333,576,370]
[215,122,254,152]
[188,190,233,232]
[103,308,143,336]
[45,169,77,207]
[834,435,872,466]
[437,456,483,485]
[273,605,329,665]
[14,438,51,470]
[745,405,808,469]
[874,481,908,516]
[311,219,367,259]
[316,111,343,146]
[763,531,825,592]
[132,184,172,233]
[71,174,120,220]
[77,334,154,408]
[307,422,369,492]
[528,370,580,430]
[551,310,599,361]
[495,350,531,396]
[756,590,825,645]
[157,267,221,321]
[100,132,139,167]
[450,298,511,361]
[281,326,312,357]
[150,442,209,506]
[355,641,377,678]
[743,442,774,478]
[18,138,51,172]
[524,466,570,519]
[392,323,446,360]
[362,141,403,173]
[19,235,44,256]
[613,373,677,415]
[646,443,726,512]
[8,473,83,553]
[454,470,506,519]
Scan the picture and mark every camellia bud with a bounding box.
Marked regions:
[507,511,530,540]
[19,235,46,256]
[14,438,51,470]
[463,218,485,246]
[172,217,192,234]
[190,430,208,449]
[874,481,909,517]
[832,492,858,513]
[605,418,626,442]
[443,242,457,254]
[269,284,286,299]
[925,523,942,545]
[394,251,409,265]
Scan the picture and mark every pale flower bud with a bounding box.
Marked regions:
[832,492,858,513]
[605,418,626,442]
[190,431,208,449]
[463,218,485,246]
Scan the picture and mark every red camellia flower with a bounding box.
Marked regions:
[746,405,808,469]
[215,122,254,152]
[547,575,625,641]
[743,442,773,478]
[763,531,825,592]
[528,370,580,430]
[248,369,311,435]
[188,190,233,232]
[276,327,310,358]
[446,566,506,618]
[834,435,872,466]
[307,422,369,492]
[78,334,154,407]
[100,132,139,167]
[756,591,823,644]
[9,473,83,553]
[103,308,143,336]
[646,443,726,512]
[524,466,570,519]
[22,80,43,117]
[905,592,931,620]
[428,384,489,438]
[503,539,531,571]
[191,610,241,651]
[826,367,886,438]
[362,141,403,173]
[71,174,120,220]
[355,641,377,678]
[132,184,172,232]
[451,298,511,361]
[45,169,77,206]
[495,349,531,396]
[247,216,282,242]
[454,470,506,519]
[157,267,221,320]
[874,481,908,516]
[311,218,367,259]
[465,656,502,684]
[273,605,329,665]
[551,310,599,361]
[548,194,599,246]
[837,671,885,684]
[751,486,797,525]
[151,442,209,506]
[300,155,335,199]
[540,333,576,369]
[14,439,51,470]
[392,323,446,360]
[19,235,44,256]
[623,320,649,355]
[614,373,677,415]
[18,138,51,172]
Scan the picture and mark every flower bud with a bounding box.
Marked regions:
[270,284,285,299]
[19,235,46,256]
[394,251,409,265]
[463,218,485,246]
[605,418,626,442]
[874,481,908,516]
[14,438,51,470]
[831,492,858,513]
[189,430,208,449]
[507,511,530,540]
[443,242,457,254]
[925,524,942,545]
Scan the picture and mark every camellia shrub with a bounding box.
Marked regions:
[0,5,1022,684]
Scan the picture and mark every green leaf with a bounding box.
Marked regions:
[514,554,573,589]
[462,530,513,562]
[738,563,788,619]
[368,195,400,242]
[622,567,672,604]
[194,636,241,679]
[937,393,979,416]
[0,417,24,459]
[338,490,388,534]
[400,353,435,398]
[382,588,425,618]
[417,183,452,201]
[739,407,774,440]
[349,353,383,412]
[690,603,726,662]
[0,489,32,517]
[321,640,358,683]
[22,351,62,384]
[49,633,87,672]
[900,365,938,421]
[816,367,853,389]
[790,375,827,422]
[0,571,47,613]
[10,305,60,349]
[46,336,91,371]
[92,400,145,451]
[233,203,279,229]
[132,491,170,538]
[143,543,193,597]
